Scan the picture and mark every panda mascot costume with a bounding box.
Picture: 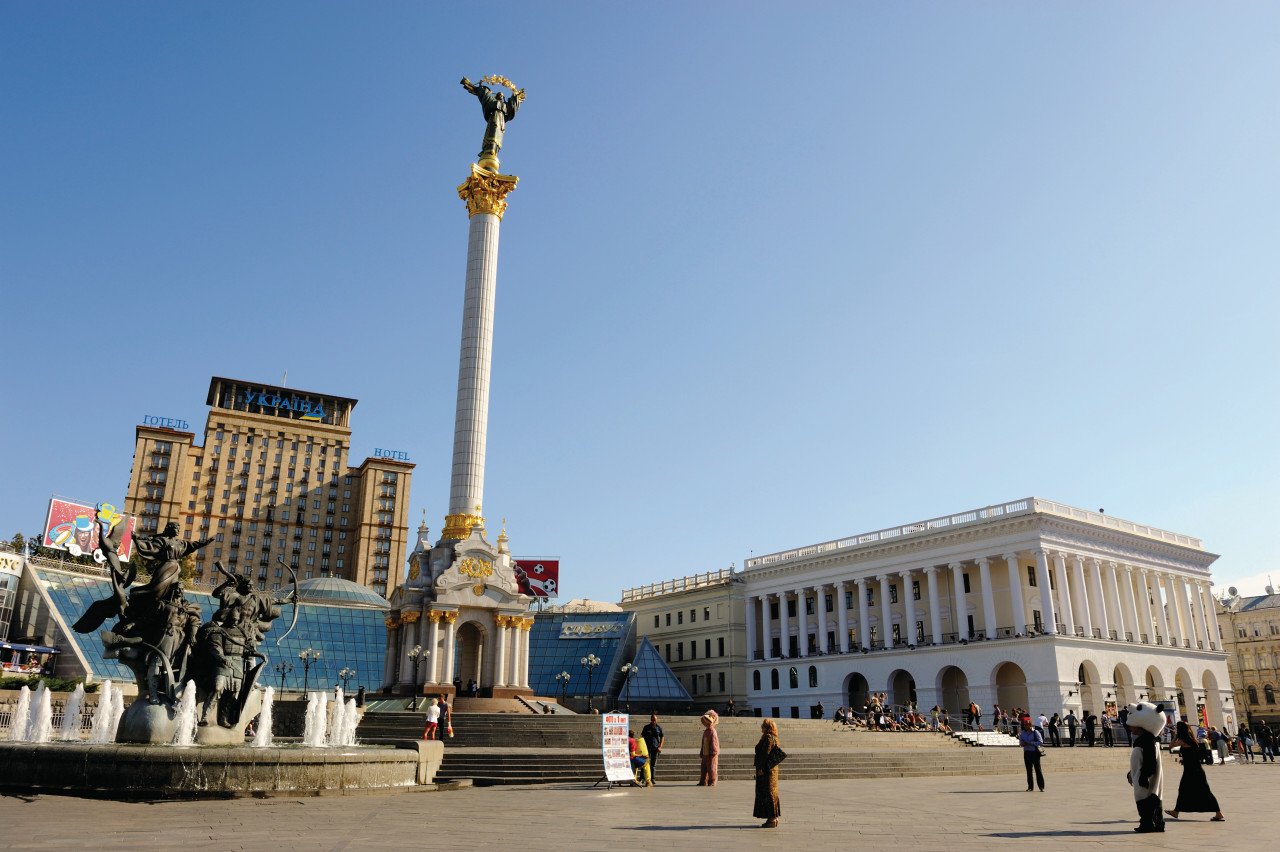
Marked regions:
[1124,702,1167,833]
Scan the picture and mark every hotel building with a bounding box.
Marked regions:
[123,377,413,600]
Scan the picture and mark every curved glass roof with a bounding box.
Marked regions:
[298,577,391,609]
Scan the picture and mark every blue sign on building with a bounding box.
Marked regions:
[373,448,410,461]
[142,415,190,430]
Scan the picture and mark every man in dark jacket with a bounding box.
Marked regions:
[640,713,665,785]
[1066,710,1079,746]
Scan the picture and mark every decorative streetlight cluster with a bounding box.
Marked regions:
[581,654,600,711]
[339,667,357,692]
[298,647,322,694]
[620,662,639,713]
[274,661,294,693]
[407,645,425,709]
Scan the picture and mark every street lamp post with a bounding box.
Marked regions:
[274,661,294,693]
[620,662,638,713]
[298,647,322,695]
[407,645,423,709]
[339,667,357,693]
[554,671,571,707]
[581,654,600,712]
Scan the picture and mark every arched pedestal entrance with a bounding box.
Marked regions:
[454,621,488,693]
[994,662,1029,711]
[938,666,969,716]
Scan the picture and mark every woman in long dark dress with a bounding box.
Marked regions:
[753,718,783,828]
[1165,721,1225,822]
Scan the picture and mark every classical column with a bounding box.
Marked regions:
[399,611,422,686]
[507,616,521,684]
[1070,555,1093,638]
[1103,562,1128,640]
[925,567,943,644]
[796,587,809,657]
[901,569,919,645]
[878,575,893,646]
[949,562,968,639]
[518,618,532,688]
[1118,565,1141,643]
[441,611,458,686]
[857,579,871,650]
[778,592,791,657]
[1051,552,1075,635]
[763,595,777,660]
[1200,581,1222,650]
[1182,576,1206,650]
[495,616,510,687]
[1136,569,1156,644]
[383,623,398,687]
[835,581,850,653]
[1033,550,1057,634]
[427,611,442,683]
[976,558,997,639]
[1087,558,1109,639]
[817,586,831,654]
[1003,554,1026,635]
[745,594,758,661]
[1149,571,1170,644]
[1165,573,1188,646]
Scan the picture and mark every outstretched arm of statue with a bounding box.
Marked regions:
[461,77,477,94]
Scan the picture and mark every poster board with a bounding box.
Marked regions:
[602,712,632,783]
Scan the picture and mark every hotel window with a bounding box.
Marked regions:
[665,613,671,626]
[690,608,696,623]
[654,615,659,628]
[677,612,683,625]
[718,637,725,656]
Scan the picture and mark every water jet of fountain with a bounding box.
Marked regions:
[59,684,86,741]
[109,687,125,738]
[27,683,54,743]
[172,681,198,746]
[88,680,116,744]
[7,686,31,742]
[252,686,275,748]
[302,690,329,747]
[325,688,346,747]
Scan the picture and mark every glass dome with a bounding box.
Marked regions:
[297,576,391,609]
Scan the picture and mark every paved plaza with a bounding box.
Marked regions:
[1,763,1271,851]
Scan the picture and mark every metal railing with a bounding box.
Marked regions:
[621,567,737,602]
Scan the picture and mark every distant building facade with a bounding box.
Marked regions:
[620,568,748,710]
[739,498,1230,724]
[123,377,413,600]
[1217,589,1280,727]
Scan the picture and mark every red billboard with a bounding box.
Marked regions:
[514,559,559,598]
[42,498,135,563]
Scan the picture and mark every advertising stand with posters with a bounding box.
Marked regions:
[595,712,633,788]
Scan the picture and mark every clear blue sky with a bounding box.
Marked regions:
[2,2,1277,602]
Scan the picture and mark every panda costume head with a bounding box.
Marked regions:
[1125,701,1166,737]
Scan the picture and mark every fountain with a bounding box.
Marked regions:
[251,686,274,748]
[59,684,85,741]
[7,686,31,743]
[27,683,54,743]
[172,681,197,747]
[87,680,117,744]
[302,690,329,747]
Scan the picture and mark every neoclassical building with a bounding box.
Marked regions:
[1217,588,1280,727]
[741,498,1230,724]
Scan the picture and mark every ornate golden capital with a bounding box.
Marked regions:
[385,615,401,629]
[519,617,535,631]
[442,610,459,624]
[427,610,444,623]
[400,610,422,624]
[442,511,485,540]
[457,164,518,220]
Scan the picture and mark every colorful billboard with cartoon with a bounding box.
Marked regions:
[42,498,135,563]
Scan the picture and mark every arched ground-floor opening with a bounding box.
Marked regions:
[993,661,1029,712]
[1113,663,1136,707]
[1175,667,1195,722]
[1202,669,1224,728]
[889,669,917,709]
[1144,665,1167,704]
[845,672,870,709]
[937,665,969,716]
[1078,660,1104,718]
[454,621,488,692]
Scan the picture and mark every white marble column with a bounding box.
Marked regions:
[745,594,758,661]
[1087,558,1110,639]
[779,592,791,657]
[876,575,892,646]
[1150,571,1171,645]
[1003,554,1026,635]
[902,569,919,645]
[495,617,509,687]
[1033,550,1057,634]
[817,586,831,654]
[1070,555,1093,638]
[508,618,521,684]
[1051,552,1075,635]
[1199,582,1221,650]
[925,567,943,644]
[1183,576,1206,650]
[1118,565,1141,643]
[519,621,531,688]
[836,581,850,653]
[442,615,458,685]
[949,562,968,639]
[1136,569,1156,644]
[976,558,997,639]
[1103,562,1128,640]
[761,596,775,660]
[857,579,871,650]
[796,587,810,657]
[427,614,442,683]
[1165,573,1188,647]
[384,626,398,687]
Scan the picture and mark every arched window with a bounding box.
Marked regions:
[1266,685,1277,706]
[770,668,779,690]
[808,665,818,688]
[789,667,799,689]
[1247,685,1258,705]
[753,670,761,691]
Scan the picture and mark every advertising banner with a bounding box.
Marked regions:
[42,498,135,562]
[514,558,559,598]
[602,712,633,783]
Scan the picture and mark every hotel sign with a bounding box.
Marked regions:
[142,415,190,430]
[241,389,325,422]
[558,621,623,639]
[373,448,410,461]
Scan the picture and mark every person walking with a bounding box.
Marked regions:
[1101,712,1115,747]
[422,698,440,740]
[1018,716,1045,792]
[640,713,665,785]
[753,718,785,828]
[439,694,453,739]
[1047,713,1061,747]
[1165,721,1225,822]
[1236,724,1256,763]
[698,710,721,786]
[1255,721,1276,762]
[1066,710,1078,746]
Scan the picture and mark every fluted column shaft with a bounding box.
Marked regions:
[977,558,997,639]
[878,575,893,646]
[1070,555,1093,637]
[902,570,919,645]
[796,588,809,657]
[1003,554,1026,635]
[442,616,457,685]
[1166,573,1188,646]
[836,582,850,653]
[1033,551,1056,634]
[779,592,791,657]
[1051,552,1074,634]
[495,618,509,687]
[1103,562,1127,639]
[1119,565,1141,643]
[857,579,871,650]
[925,567,943,644]
[949,562,968,639]
[1150,572,1170,644]
[1135,569,1155,644]
[1087,558,1109,638]
[745,594,758,661]
[817,586,831,654]
[428,615,442,683]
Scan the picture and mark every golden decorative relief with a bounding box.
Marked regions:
[400,610,422,624]
[472,583,485,596]
[442,510,487,540]
[480,74,527,103]
[408,562,420,581]
[459,556,494,581]
[427,610,444,623]
[457,164,518,220]
[385,615,401,629]
[441,611,459,624]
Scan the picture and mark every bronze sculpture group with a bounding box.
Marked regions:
[73,518,297,743]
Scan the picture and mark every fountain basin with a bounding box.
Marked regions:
[0,740,441,798]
